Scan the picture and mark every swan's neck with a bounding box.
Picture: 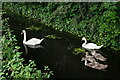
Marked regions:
[23,31,26,43]
[82,39,87,46]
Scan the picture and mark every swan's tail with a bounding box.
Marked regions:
[95,45,103,49]
[38,38,44,44]
[101,45,103,47]
[40,38,44,41]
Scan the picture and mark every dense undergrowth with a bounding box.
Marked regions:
[0,18,53,79]
[2,2,120,50]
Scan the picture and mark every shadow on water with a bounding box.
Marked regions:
[4,14,120,79]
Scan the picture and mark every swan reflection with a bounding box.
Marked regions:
[23,43,44,55]
[27,44,44,48]
[81,51,108,70]
[91,50,106,61]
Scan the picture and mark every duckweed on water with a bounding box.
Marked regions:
[73,48,85,55]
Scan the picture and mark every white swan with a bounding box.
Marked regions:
[82,37,103,50]
[21,30,44,45]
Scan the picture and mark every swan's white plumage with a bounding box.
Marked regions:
[24,38,44,45]
[82,43,103,50]
[21,30,44,46]
[82,37,103,50]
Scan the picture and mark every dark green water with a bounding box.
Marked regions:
[5,14,120,80]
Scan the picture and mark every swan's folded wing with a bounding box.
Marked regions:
[84,43,97,49]
[86,43,97,47]
[25,38,41,45]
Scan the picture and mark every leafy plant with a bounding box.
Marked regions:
[0,18,53,79]
[2,2,120,50]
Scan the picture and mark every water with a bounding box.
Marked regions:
[5,14,120,79]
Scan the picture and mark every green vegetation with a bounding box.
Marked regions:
[2,2,120,49]
[73,48,85,55]
[0,18,53,79]
[26,26,42,31]
[45,34,61,39]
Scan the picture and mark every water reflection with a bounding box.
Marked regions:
[27,44,44,49]
[23,43,44,55]
[81,50,108,70]
[23,44,28,54]
[91,50,106,61]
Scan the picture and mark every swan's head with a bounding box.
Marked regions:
[82,37,86,41]
[21,30,26,34]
